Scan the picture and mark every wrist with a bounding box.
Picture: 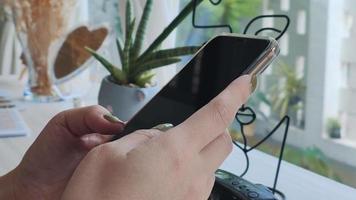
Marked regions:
[0,168,43,200]
[0,171,17,200]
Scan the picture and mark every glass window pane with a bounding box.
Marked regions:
[178,0,356,189]
[297,10,307,34]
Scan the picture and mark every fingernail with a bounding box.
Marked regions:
[104,114,122,123]
[152,123,174,132]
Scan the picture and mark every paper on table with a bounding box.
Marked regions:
[0,109,29,138]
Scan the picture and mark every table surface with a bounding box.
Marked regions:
[1,76,356,200]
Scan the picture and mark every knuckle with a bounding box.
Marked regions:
[50,110,68,127]
[88,105,106,112]
[222,132,233,154]
[84,106,111,127]
[161,136,186,172]
[50,105,107,126]
[239,81,251,102]
[212,97,232,127]
[137,129,162,140]
[90,143,109,156]
[173,155,184,172]
[89,143,119,162]
[170,147,185,172]
[86,105,107,117]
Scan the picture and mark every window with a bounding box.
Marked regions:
[297,10,307,35]
[343,11,354,38]
[280,33,289,56]
[295,56,305,79]
[280,0,290,11]
[176,0,356,189]
[263,10,275,28]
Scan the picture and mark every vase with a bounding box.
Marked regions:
[98,76,159,121]
[9,0,77,102]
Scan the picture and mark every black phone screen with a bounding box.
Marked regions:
[117,36,271,137]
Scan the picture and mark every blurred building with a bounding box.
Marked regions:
[261,0,309,128]
[258,0,356,168]
[340,0,356,141]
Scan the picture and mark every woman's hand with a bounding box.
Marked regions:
[62,75,251,200]
[0,106,125,200]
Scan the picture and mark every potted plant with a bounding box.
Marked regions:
[326,118,341,139]
[269,62,306,125]
[87,0,203,120]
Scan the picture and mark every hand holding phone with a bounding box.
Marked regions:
[114,34,279,138]
[63,34,279,200]
[62,75,252,200]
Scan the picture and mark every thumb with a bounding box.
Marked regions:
[110,123,173,155]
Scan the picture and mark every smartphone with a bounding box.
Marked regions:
[113,34,279,139]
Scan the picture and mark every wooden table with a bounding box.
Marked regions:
[1,76,356,200]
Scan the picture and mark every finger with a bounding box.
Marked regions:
[203,175,216,200]
[199,130,233,174]
[172,75,251,151]
[52,105,125,137]
[110,128,162,155]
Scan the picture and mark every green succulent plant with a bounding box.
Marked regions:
[87,0,204,87]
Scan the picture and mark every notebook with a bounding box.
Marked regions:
[0,108,29,138]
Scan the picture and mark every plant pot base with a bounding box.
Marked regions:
[98,76,159,121]
[23,86,61,103]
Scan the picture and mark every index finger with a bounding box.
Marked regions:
[172,75,251,151]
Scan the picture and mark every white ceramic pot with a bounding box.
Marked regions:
[98,76,159,121]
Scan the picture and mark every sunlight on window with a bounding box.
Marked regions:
[295,56,305,79]
[262,10,275,28]
[297,10,307,35]
[280,0,290,11]
[280,33,289,56]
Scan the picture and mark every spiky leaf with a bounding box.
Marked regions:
[135,71,155,87]
[138,46,200,64]
[116,38,124,63]
[125,0,133,38]
[140,0,204,60]
[134,57,181,76]
[86,47,127,84]
[123,19,136,73]
[132,0,153,58]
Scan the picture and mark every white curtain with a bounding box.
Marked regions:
[0,17,22,76]
[119,0,179,86]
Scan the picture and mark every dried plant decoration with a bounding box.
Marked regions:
[6,0,76,96]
